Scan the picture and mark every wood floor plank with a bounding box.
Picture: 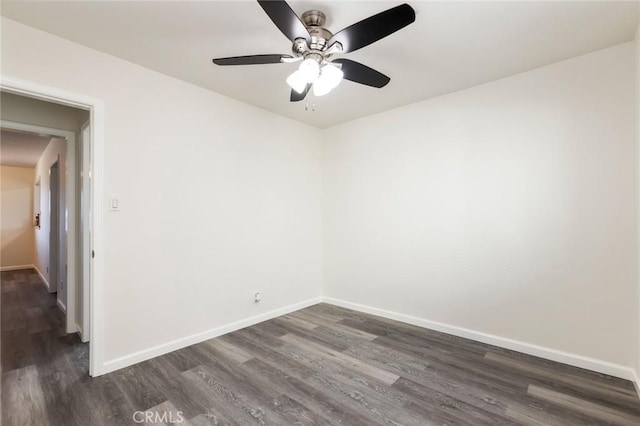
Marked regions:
[339,337,430,375]
[111,363,169,411]
[271,347,427,425]
[144,400,190,425]
[1,306,27,332]
[280,333,400,385]
[486,351,640,413]
[38,366,101,426]
[528,385,640,426]
[231,329,421,425]
[161,347,205,373]
[490,346,637,394]
[1,278,17,293]
[180,368,249,425]
[274,320,351,352]
[293,310,379,341]
[1,328,34,371]
[271,394,330,425]
[404,396,517,426]
[26,306,51,334]
[74,375,135,426]
[202,338,254,364]
[2,365,50,426]
[374,335,531,393]
[306,303,370,322]
[342,310,510,359]
[505,401,605,426]
[140,356,216,420]
[217,334,381,426]
[186,344,307,425]
[183,365,282,425]
[242,357,374,426]
[297,305,346,322]
[188,413,235,426]
[393,375,518,425]
[275,314,319,330]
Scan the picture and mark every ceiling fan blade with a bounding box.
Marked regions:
[213,54,294,66]
[257,0,311,43]
[327,4,415,54]
[332,59,390,88]
[290,84,312,102]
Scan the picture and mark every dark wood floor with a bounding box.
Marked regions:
[2,268,640,425]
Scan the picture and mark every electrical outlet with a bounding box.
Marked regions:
[254,292,261,303]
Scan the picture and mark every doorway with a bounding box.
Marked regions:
[1,77,104,376]
[0,91,103,377]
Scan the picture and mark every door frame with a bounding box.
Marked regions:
[1,75,105,377]
[2,121,76,329]
[80,120,91,342]
[49,156,61,298]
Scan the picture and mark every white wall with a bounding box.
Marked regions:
[1,18,323,365]
[324,43,636,368]
[0,165,35,268]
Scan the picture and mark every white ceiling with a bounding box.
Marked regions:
[1,129,51,167]
[2,1,638,128]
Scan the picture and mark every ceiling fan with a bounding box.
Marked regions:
[212,0,416,101]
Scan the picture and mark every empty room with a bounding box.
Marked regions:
[1,0,640,425]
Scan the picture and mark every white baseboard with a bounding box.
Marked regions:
[97,294,637,382]
[57,298,66,313]
[101,296,324,375]
[1,264,35,271]
[32,265,50,291]
[322,297,636,381]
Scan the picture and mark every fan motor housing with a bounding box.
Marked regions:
[301,10,333,52]
[301,10,326,27]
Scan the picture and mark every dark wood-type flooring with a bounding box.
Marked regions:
[2,268,640,425]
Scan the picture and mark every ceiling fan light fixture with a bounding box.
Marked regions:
[298,58,320,83]
[322,64,344,89]
[313,64,344,97]
[286,70,307,93]
[213,1,415,102]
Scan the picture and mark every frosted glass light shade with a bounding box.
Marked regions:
[298,58,320,83]
[313,64,344,97]
[286,70,307,94]
[321,64,343,89]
